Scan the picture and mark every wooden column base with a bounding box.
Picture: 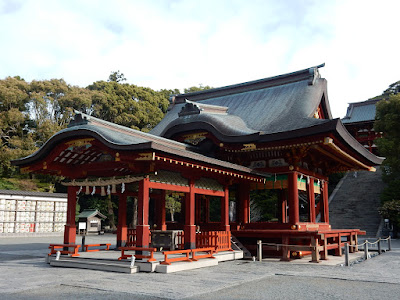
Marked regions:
[184,225,196,249]
[64,225,76,244]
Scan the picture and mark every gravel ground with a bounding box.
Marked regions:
[1,235,399,300]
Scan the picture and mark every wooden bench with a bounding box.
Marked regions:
[48,244,80,257]
[118,247,157,262]
[83,243,111,252]
[161,249,191,265]
[191,247,216,261]
[160,248,216,265]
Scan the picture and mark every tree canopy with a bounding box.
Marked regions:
[0,73,210,183]
[375,84,400,235]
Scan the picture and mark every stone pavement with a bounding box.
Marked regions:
[1,234,399,299]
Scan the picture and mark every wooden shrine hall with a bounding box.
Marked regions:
[12,64,383,262]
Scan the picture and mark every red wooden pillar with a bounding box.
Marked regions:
[288,171,299,225]
[322,180,329,223]
[184,179,196,249]
[238,183,250,225]
[64,186,77,244]
[136,178,150,248]
[117,193,128,248]
[221,185,230,231]
[157,190,167,231]
[280,190,288,223]
[308,178,316,223]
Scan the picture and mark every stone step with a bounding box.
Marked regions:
[329,167,385,237]
[49,257,138,274]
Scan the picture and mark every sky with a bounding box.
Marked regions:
[1,0,399,118]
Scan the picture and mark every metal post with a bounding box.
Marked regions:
[82,235,86,252]
[378,238,382,254]
[344,242,349,266]
[364,240,369,260]
[257,240,262,262]
[388,236,392,251]
[130,255,136,268]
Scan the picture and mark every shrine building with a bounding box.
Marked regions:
[342,98,383,155]
[12,64,383,262]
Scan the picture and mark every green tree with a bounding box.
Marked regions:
[379,200,400,236]
[0,77,36,176]
[375,93,400,183]
[183,84,213,93]
[250,189,279,222]
[87,80,169,131]
[165,194,181,221]
[108,70,126,83]
[375,90,400,236]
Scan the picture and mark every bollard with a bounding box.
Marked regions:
[378,238,382,254]
[388,236,392,251]
[82,235,86,252]
[130,255,136,268]
[364,240,369,260]
[344,242,349,266]
[257,240,262,262]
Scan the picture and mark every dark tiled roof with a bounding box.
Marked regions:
[151,65,332,138]
[12,112,266,175]
[0,189,67,198]
[342,99,379,124]
[77,209,106,219]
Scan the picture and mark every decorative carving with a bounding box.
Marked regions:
[20,166,31,173]
[250,160,267,169]
[135,152,155,161]
[65,138,94,154]
[182,132,208,145]
[242,143,256,151]
[268,158,288,168]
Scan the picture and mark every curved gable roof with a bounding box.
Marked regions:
[342,99,379,124]
[151,64,332,139]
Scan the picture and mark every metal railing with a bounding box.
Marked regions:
[255,236,392,264]
[343,236,392,266]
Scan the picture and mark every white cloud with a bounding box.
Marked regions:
[0,0,399,118]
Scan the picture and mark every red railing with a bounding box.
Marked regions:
[160,249,191,265]
[176,231,185,250]
[196,231,232,252]
[160,248,215,265]
[126,228,151,247]
[127,228,136,247]
[118,246,157,262]
[128,229,231,252]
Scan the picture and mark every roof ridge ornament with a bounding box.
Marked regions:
[308,63,325,86]
[178,101,202,117]
[68,111,90,127]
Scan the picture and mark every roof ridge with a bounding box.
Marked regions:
[173,63,325,103]
[71,111,190,150]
